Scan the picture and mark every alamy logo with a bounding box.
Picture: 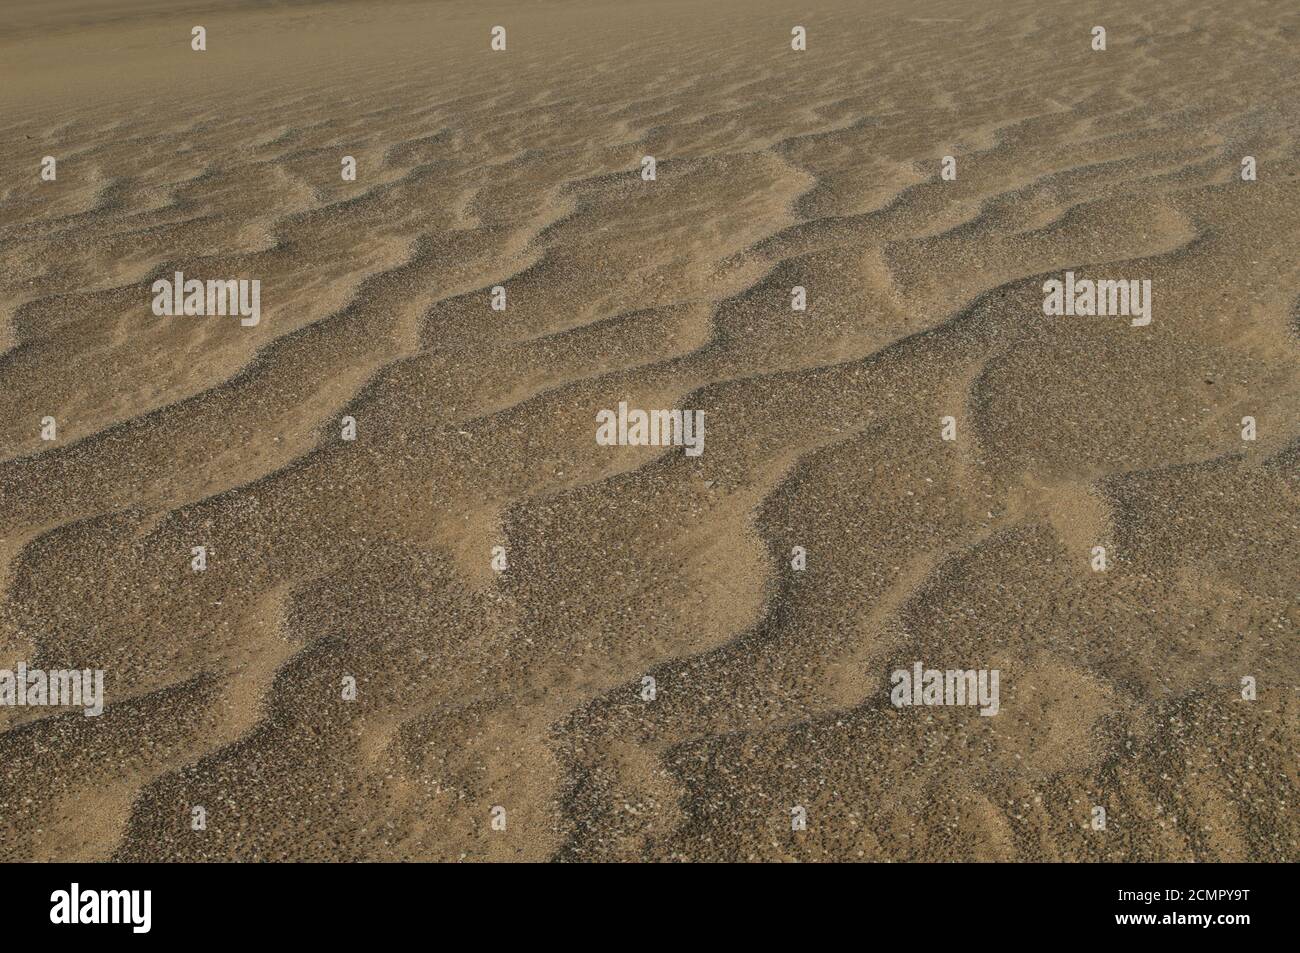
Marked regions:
[890,661,1000,716]
[50,884,151,933]
[1042,271,1151,326]
[0,664,103,716]
[151,271,261,326]
[595,401,704,456]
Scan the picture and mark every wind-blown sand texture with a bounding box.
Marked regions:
[0,0,1296,862]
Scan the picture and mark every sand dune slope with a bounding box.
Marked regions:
[0,0,1296,861]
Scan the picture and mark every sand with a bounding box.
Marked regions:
[0,0,1296,862]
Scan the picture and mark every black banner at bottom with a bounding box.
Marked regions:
[5,861,1283,939]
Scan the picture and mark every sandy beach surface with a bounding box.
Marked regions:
[0,0,1296,861]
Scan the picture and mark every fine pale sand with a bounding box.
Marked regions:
[0,0,1296,862]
